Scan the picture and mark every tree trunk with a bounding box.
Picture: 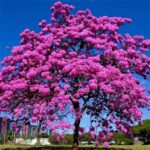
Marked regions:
[37,122,41,146]
[73,119,81,150]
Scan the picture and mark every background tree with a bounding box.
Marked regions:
[112,132,134,145]
[0,1,150,150]
[132,119,150,144]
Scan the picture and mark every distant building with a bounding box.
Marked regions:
[0,117,50,137]
[0,117,12,135]
[20,124,39,137]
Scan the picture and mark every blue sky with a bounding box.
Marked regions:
[0,0,150,124]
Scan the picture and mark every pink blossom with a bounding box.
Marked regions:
[95,141,99,147]
[39,87,50,95]
[142,39,150,47]
[31,117,38,123]
[103,142,109,148]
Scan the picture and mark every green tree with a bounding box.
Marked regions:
[113,132,134,145]
[132,120,150,144]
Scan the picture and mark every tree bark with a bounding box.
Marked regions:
[73,119,81,150]
[37,122,41,146]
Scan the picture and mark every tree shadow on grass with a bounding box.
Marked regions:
[2,146,131,150]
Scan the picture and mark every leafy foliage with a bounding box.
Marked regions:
[132,120,150,144]
[38,133,49,138]
[112,132,134,145]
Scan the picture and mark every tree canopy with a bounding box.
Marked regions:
[0,1,150,149]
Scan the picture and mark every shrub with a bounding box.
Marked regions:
[0,136,4,144]
[38,133,49,138]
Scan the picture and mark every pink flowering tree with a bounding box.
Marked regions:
[0,1,150,149]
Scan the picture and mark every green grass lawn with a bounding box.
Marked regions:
[0,144,31,149]
[107,145,150,150]
[0,144,149,150]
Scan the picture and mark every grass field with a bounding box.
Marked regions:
[0,144,149,150]
[107,145,150,150]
